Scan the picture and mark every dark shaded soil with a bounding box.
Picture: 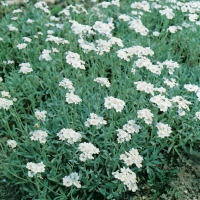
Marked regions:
[130,153,200,200]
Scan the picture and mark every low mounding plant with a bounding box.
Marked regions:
[0,0,200,199]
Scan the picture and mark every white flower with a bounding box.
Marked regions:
[57,128,82,144]
[19,63,33,74]
[63,172,81,188]
[116,120,141,143]
[195,112,200,120]
[66,93,82,104]
[184,84,199,92]
[134,81,154,95]
[30,130,48,144]
[35,110,47,121]
[94,77,110,87]
[112,167,138,192]
[23,37,32,43]
[46,35,69,45]
[39,49,52,61]
[171,96,191,111]
[156,122,172,138]
[26,162,45,177]
[27,19,35,23]
[7,140,17,148]
[162,60,180,74]
[159,7,175,19]
[93,20,114,38]
[12,9,22,14]
[116,129,131,143]
[66,51,85,70]
[153,31,160,36]
[137,109,154,124]
[78,142,100,162]
[7,24,18,32]
[120,148,143,168]
[85,113,107,129]
[34,1,50,14]
[59,78,75,92]
[0,98,13,110]
[150,95,172,112]
[17,43,27,50]
[1,91,10,98]
[104,96,125,112]
[163,78,178,88]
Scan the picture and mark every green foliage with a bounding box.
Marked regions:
[0,0,200,199]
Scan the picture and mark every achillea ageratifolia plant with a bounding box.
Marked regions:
[0,0,200,199]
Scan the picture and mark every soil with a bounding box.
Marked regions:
[130,153,200,200]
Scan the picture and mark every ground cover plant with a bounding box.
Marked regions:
[0,0,200,199]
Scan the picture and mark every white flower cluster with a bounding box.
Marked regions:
[46,35,69,45]
[95,39,111,55]
[12,9,22,14]
[66,51,85,70]
[117,120,141,143]
[112,167,138,192]
[0,91,14,110]
[167,25,182,33]
[137,108,154,124]
[19,63,33,74]
[195,112,200,120]
[65,92,82,104]
[57,128,82,144]
[30,130,48,144]
[78,142,100,162]
[23,37,32,43]
[59,4,87,17]
[85,113,107,129]
[59,78,75,92]
[184,84,199,92]
[39,49,52,61]
[154,87,166,94]
[63,172,81,188]
[104,96,125,112]
[35,110,47,121]
[34,1,50,14]
[94,77,110,87]
[98,0,120,8]
[171,96,192,116]
[7,139,17,149]
[163,78,178,88]
[131,1,150,12]
[78,37,123,55]
[17,43,27,50]
[134,81,154,95]
[26,162,45,177]
[78,38,96,53]
[159,7,175,19]
[128,18,149,36]
[70,20,95,36]
[134,57,163,75]
[120,148,143,168]
[3,60,14,65]
[1,91,10,98]
[188,13,199,22]
[156,122,172,138]
[117,46,154,62]
[150,94,172,112]
[7,24,18,32]
[118,14,132,21]
[162,60,180,74]
[93,20,114,38]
